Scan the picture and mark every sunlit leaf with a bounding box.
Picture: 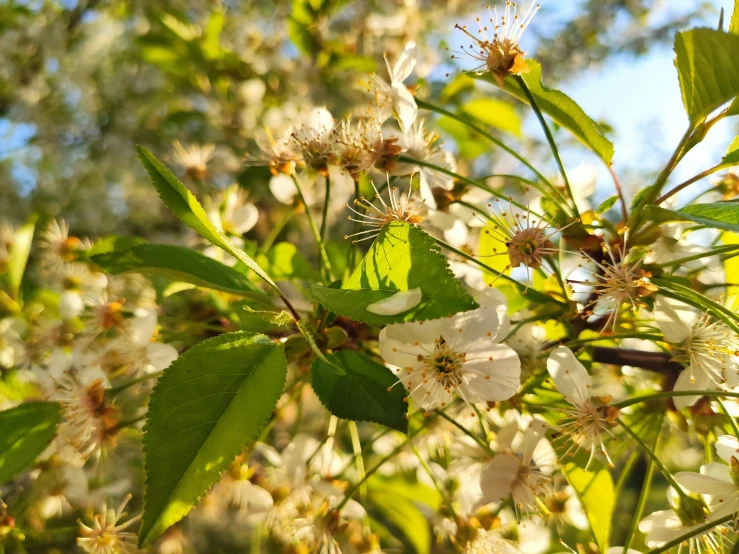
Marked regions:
[724,135,739,165]
[564,462,615,552]
[479,61,614,164]
[4,215,35,300]
[309,222,477,324]
[461,97,522,137]
[139,332,286,546]
[674,28,739,125]
[644,203,739,232]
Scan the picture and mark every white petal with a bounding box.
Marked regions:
[269,173,298,204]
[674,471,734,496]
[673,368,709,410]
[701,461,732,482]
[393,86,418,131]
[146,342,179,371]
[479,454,519,503]
[306,107,334,135]
[129,308,158,346]
[654,296,691,343]
[716,435,739,464]
[230,203,259,235]
[59,291,84,320]
[444,307,500,351]
[521,420,547,464]
[546,346,591,406]
[460,345,521,402]
[442,219,469,248]
[366,288,422,316]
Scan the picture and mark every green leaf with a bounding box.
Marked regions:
[731,0,739,35]
[564,462,615,552]
[651,277,739,335]
[0,402,61,484]
[243,307,294,327]
[83,235,147,259]
[644,203,739,232]
[724,136,739,165]
[310,350,408,432]
[91,244,266,299]
[139,332,286,546]
[595,195,620,215]
[256,242,319,281]
[310,222,477,324]
[368,486,431,554]
[461,97,522,137]
[136,146,279,293]
[4,215,36,299]
[674,28,739,125]
[479,61,614,165]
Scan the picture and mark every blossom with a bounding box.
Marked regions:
[674,435,739,521]
[646,224,714,270]
[170,140,215,180]
[653,295,739,409]
[462,528,522,554]
[369,42,418,130]
[394,120,455,209]
[331,116,384,178]
[451,1,539,85]
[210,186,259,236]
[77,494,140,554]
[546,346,618,468]
[290,107,335,175]
[344,176,424,243]
[252,126,302,175]
[479,420,556,513]
[638,488,728,552]
[38,219,90,270]
[379,289,520,414]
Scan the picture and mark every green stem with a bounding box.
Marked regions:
[616,417,687,500]
[411,443,458,519]
[622,455,655,554]
[433,237,568,306]
[653,244,739,268]
[555,332,664,350]
[258,207,296,255]
[435,409,495,456]
[398,156,546,220]
[514,75,580,220]
[107,371,163,396]
[320,174,331,244]
[415,98,556,192]
[644,513,733,554]
[291,173,334,281]
[348,421,367,501]
[716,397,739,438]
[613,389,739,409]
[628,125,695,232]
[654,162,733,205]
[21,525,78,548]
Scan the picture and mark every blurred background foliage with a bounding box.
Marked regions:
[0,0,714,238]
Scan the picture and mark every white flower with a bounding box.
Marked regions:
[546,346,619,468]
[451,1,539,85]
[638,488,728,552]
[290,107,335,174]
[170,140,215,180]
[252,126,302,175]
[210,186,259,236]
[395,120,455,209]
[480,420,556,513]
[646,224,715,270]
[369,42,418,130]
[379,289,520,413]
[78,494,140,554]
[463,529,521,554]
[654,295,739,409]
[38,219,90,270]
[675,435,739,521]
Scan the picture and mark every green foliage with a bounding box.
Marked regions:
[92,244,267,300]
[368,477,434,554]
[310,350,408,432]
[595,195,620,215]
[644,203,739,232]
[482,60,614,165]
[564,462,615,551]
[674,28,739,125]
[461,97,522,137]
[724,136,739,165]
[4,215,35,300]
[136,146,280,293]
[84,236,148,258]
[256,242,319,281]
[139,332,286,546]
[310,222,477,324]
[653,277,739,334]
[0,402,61,484]
[731,0,739,35]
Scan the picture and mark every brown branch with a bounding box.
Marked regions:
[592,347,683,374]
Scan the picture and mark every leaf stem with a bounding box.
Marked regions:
[616,417,687,500]
[716,397,739,438]
[347,421,367,501]
[608,165,629,222]
[107,371,163,396]
[613,389,739,409]
[652,243,739,268]
[513,75,580,219]
[622,452,655,554]
[258,207,297,255]
[320,174,331,244]
[644,513,733,554]
[435,409,495,456]
[290,173,334,281]
[655,162,735,205]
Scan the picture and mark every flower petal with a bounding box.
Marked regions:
[654,295,692,344]
[479,454,520,503]
[366,288,422,316]
[546,346,591,406]
[674,471,733,496]
[716,435,739,464]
